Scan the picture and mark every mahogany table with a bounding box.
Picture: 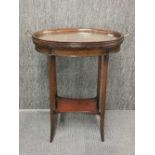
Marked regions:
[32,28,124,142]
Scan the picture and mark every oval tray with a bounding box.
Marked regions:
[32,28,124,49]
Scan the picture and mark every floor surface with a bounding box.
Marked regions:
[19,110,135,155]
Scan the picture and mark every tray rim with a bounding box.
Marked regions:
[32,28,124,44]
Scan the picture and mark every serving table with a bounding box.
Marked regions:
[32,28,124,142]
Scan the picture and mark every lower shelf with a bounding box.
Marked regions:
[57,97,97,113]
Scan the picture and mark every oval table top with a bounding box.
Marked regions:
[32,28,124,57]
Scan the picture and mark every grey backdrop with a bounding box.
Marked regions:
[19,0,135,109]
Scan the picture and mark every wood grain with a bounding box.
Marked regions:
[57,97,97,113]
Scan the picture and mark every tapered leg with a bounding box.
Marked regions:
[97,56,102,112]
[48,56,57,142]
[99,55,109,142]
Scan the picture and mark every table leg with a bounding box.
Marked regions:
[99,54,109,141]
[48,56,57,142]
[97,56,101,112]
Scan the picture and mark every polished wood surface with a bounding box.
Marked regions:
[97,56,102,112]
[32,28,124,55]
[36,46,120,57]
[32,28,124,142]
[57,97,97,113]
[99,55,109,141]
[37,31,117,42]
[48,56,57,142]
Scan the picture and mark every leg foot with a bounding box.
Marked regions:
[50,112,57,142]
[100,115,104,142]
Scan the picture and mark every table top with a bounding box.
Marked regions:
[37,31,117,42]
[32,28,124,56]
